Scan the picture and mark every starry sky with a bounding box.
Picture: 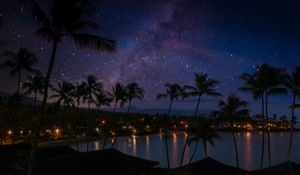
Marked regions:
[0,0,299,118]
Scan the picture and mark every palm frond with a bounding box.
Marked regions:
[267,87,287,96]
[72,33,116,52]
[156,93,167,100]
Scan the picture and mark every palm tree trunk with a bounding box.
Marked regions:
[260,94,265,169]
[180,95,201,166]
[231,120,239,168]
[102,135,107,150]
[88,93,91,110]
[165,100,173,169]
[265,92,271,167]
[180,131,190,166]
[33,91,37,108]
[111,134,118,148]
[189,141,199,164]
[127,100,132,113]
[27,40,58,175]
[194,95,201,117]
[17,69,21,93]
[113,101,117,112]
[287,94,296,161]
[203,140,208,158]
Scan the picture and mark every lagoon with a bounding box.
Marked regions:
[73,132,300,170]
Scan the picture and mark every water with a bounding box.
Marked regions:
[72,132,300,170]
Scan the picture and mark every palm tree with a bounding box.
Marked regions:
[82,75,102,151]
[156,83,183,169]
[82,75,103,110]
[50,81,75,107]
[240,64,287,168]
[125,82,145,112]
[239,72,265,168]
[283,66,300,161]
[71,82,86,111]
[180,72,221,166]
[256,64,287,167]
[22,1,116,173]
[109,82,127,148]
[95,91,113,110]
[218,94,249,168]
[1,48,38,93]
[110,82,127,112]
[189,120,220,162]
[70,82,86,151]
[23,73,45,107]
[21,0,116,109]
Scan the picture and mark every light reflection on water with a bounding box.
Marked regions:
[73,132,300,170]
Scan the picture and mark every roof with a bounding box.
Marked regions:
[33,148,159,175]
[249,161,300,175]
[170,157,248,175]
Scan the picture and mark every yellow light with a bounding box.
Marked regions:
[20,130,23,134]
[7,130,12,135]
[184,124,188,128]
[95,128,99,132]
[55,129,60,134]
[146,125,150,129]
[101,120,106,124]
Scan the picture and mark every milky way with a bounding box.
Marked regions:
[0,0,299,117]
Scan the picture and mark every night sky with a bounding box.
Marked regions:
[0,0,299,118]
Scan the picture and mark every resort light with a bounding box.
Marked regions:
[55,128,60,134]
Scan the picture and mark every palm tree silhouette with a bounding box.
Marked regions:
[21,0,116,110]
[240,64,287,168]
[239,72,265,168]
[180,72,221,166]
[82,75,102,151]
[23,73,45,107]
[188,119,220,162]
[156,83,183,169]
[70,82,86,151]
[110,82,127,112]
[22,1,116,172]
[82,75,103,110]
[283,66,300,161]
[218,94,249,168]
[1,48,38,93]
[109,82,127,148]
[50,81,75,107]
[95,91,113,110]
[125,82,145,113]
[255,64,287,167]
[71,82,86,112]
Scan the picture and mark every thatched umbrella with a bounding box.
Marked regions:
[33,148,159,175]
[170,157,248,175]
[249,161,300,175]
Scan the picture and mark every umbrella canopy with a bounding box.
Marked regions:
[33,148,159,175]
[170,157,248,175]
